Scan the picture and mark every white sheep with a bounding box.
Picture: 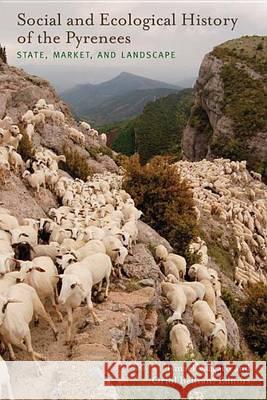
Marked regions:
[58,253,112,342]
[18,256,62,321]
[0,238,13,256]
[155,244,169,262]
[200,279,217,314]
[161,281,187,324]
[250,171,261,181]
[192,300,216,338]
[0,283,58,360]
[166,254,186,279]
[32,113,45,128]
[33,242,61,261]
[0,116,13,130]
[73,239,106,261]
[10,225,38,247]
[22,110,34,124]
[99,133,107,147]
[210,314,228,355]
[23,170,46,193]
[0,214,19,231]
[35,99,47,109]
[162,260,181,281]
[7,134,23,150]
[121,220,138,253]
[0,272,21,296]
[102,236,128,278]
[188,264,211,281]
[80,121,91,134]
[54,110,65,124]
[68,128,85,146]
[0,255,15,277]
[170,322,194,360]
[24,123,35,141]
[121,204,142,222]
[8,148,24,173]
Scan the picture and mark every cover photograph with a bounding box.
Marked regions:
[0,0,266,399]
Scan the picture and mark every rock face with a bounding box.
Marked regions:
[0,170,57,222]
[182,36,267,178]
[0,59,118,174]
[0,60,74,125]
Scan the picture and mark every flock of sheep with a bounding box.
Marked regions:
[177,159,267,288]
[0,98,266,364]
[0,98,107,177]
[156,240,226,360]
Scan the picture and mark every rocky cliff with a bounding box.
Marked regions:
[182,36,267,179]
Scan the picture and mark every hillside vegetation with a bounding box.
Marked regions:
[107,89,193,163]
[122,154,198,257]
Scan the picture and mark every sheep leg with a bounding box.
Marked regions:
[24,331,46,361]
[33,295,58,340]
[66,306,73,344]
[54,286,59,303]
[86,293,100,325]
[104,274,110,299]
[117,264,123,279]
[51,295,63,322]
[34,314,39,326]
[7,343,16,361]
[98,280,103,293]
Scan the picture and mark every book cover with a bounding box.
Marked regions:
[0,0,266,399]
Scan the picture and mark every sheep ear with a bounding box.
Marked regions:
[20,233,30,238]
[2,299,21,313]
[209,321,216,326]
[218,328,226,336]
[34,267,46,273]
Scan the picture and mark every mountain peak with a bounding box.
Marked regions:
[61,72,180,123]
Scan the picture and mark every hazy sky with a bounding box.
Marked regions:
[0,0,266,91]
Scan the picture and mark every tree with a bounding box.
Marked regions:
[0,44,7,63]
[122,154,198,257]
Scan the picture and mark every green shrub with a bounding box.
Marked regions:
[222,288,240,321]
[111,119,136,156]
[220,63,267,137]
[212,36,267,80]
[17,125,35,161]
[62,144,92,181]
[99,146,114,158]
[209,244,234,279]
[239,283,267,357]
[122,154,198,257]
[86,146,99,160]
[136,90,193,164]
[190,105,213,137]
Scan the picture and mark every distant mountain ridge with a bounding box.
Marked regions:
[61,72,180,124]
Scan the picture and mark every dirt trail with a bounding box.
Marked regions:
[6,286,157,361]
